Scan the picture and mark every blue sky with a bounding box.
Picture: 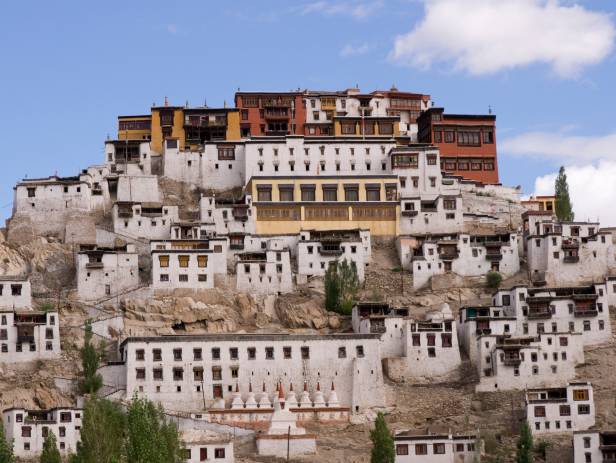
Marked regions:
[2,0,616,223]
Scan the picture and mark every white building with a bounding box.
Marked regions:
[573,430,616,463]
[458,283,611,365]
[181,429,234,463]
[523,212,615,286]
[352,303,461,382]
[0,310,61,362]
[0,277,32,309]
[151,242,215,290]
[2,407,82,459]
[393,430,479,463]
[526,382,595,435]
[76,244,139,301]
[235,239,293,294]
[117,333,386,414]
[112,201,179,240]
[163,139,245,191]
[475,332,585,392]
[297,228,370,283]
[407,233,520,289]
[104,139,153,175]
[199,195,255,237]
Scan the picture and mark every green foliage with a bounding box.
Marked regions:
[71,398,126,463]
[39,302,55,313]
[324,260,360,315]
[79,320,103,395]
[0,422,15,463]
[370,412,395,463]
[40,431,62,463]
[125,396,183,463]
[555,166,574,222]
[534,439,552,458]
[324,264,341,312]
[516,422,534,463]
[486,271,503,289]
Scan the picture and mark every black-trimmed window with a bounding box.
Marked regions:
[301,185,316,202]
[344,185,359,201]
[278,185,294,202]
[322,185,338,202]
[365,185,381,202]
[257,186,272,202]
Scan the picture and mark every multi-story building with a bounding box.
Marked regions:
[112,201,179,240]
[393,429,479,463]
[0,277,32,309]
[417,107,498,184]
[76,244,139,301]
[573,430,616,463]
[234,92,306,138]
[2,407,82,459]
[181,429,234,463]
[352,302,410,359]
[235,239,293,294]
[199,195,255,237]
[118,101,241,154]
[475,332,584,392]
[151,241,215,291]
[526,382,595,435]
[523,212,614,286]
[117,333,386,413]
[246,175,400,237]
[0,310,61,362]
[296,229,370,283]
[406,233,519,289]
[105,139,153,176]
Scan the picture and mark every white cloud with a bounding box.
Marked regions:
[533,162,616,226]
[390,0,615,77]
[298,0,384,20]
[340,43,374,57]
[501,129,616,163]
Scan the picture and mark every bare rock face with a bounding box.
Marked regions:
[0,241,28,276]
[275,294,333,330]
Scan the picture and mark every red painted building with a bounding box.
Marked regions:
[234,92,306,137]
[417,107,499,184]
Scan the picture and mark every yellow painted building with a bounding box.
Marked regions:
[333,117,400,137]
[521,195,556,213]
[247,175,400,236]
[119,105,242,154]
[117,115,152,141]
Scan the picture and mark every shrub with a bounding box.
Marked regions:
[486,271,503,289]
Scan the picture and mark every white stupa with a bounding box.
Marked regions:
[231,382,244,409]
[245,381,258,409]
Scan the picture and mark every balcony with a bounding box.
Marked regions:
[503,356,521,366]
[401,210,418,217]
[561,240,580,249]
[485,252,503,261]
[319,243,343,256]
[563,256,580,263]
[264,110,289,120]
[527,308,552,319]
[265,130,289,136]
[574,306,599,318]
[117,210,133,218]
[476,328,492,336]
[17,335,35,344]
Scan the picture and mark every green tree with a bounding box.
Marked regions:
[324,263,341,312]
[40,431,62,463]
[486,271,503,289]
[125,396,183,463]
[370,412,395,463]
[338,259,360,313]
[555,166,574,221]
[516,422,534,463]
[0,421,15,463]
[80,320,103,395]
[71,398,126,463]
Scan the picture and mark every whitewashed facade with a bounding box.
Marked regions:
[112,202,179,240]
[0,310,61,362]
[573,430,616,463]
[297,229,370,283]
[235,239,293,294]
[104,140,153,175]
[76,244,139,301]
[152,244,215,290]
[2,407,82,459]
[182,429,234,463]
[526,382,595,435]
[475,332,584,392]
[352,303,409,359]
[0,277,32,309]
[119,333,385,413]
[199,196,255,237]
[409,233,519,289]
[393,431,479,463]
[523,212,615,286]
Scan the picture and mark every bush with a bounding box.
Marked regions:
[324,259,360,315]
[486,271,503,289]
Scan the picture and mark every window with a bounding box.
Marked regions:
[578,404,591,414]
[179,274,188,282]
[283,346,292,359]
[173,348,182,361]
[22,426,31,437]
[158,255,169,267]
[573,389,589,401]
[344,186,359,201]
[338,347,347,358]
[279,186,294,202]
[458,131,481,146]
[366,186,381,202]
[412,334,420,346]
[415,444,427,455]
[396,444,409,455]
[433,443,445,454]
[559,405,571,416]
[229,347,238,360]
[441,333,452,347]
[356,345,364,357]
[257,187,272,202]
[247,347,256,359]
[197,255,208,268]
[212,367,222,381]
[584,437,591,448]
[153,349,162,361]
[534,406,546,417]
[266,347,274,359]
[60,412,72,422]
[322,186,338,202]
[301,346,310,359]
[136,349,145,361]
[178,255,189,268]
[301,187,316,202]
[212,348,221,360]
[214,448,226,458]
[136,368,146,380]
[428,347,436,357]
[193,348,202,361]
[483,130,494,144]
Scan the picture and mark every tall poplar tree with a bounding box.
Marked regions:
[370,412,395,463]
[40,431,62,463]
[0,422,15,463]
[516,422,534,463]
[555,166,574,221]
[79,320,103,394]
